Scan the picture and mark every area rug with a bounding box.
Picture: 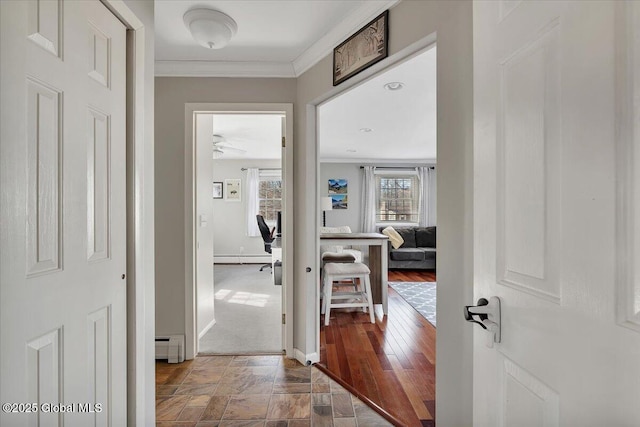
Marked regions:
[388,281,437,327]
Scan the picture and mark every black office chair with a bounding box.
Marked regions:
[256,214,275,271]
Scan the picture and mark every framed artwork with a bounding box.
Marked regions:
[333,10,389,86]
[225,179,241,201]
[328,179,348,194]
[331,194,348,209]
[213,182,223,199]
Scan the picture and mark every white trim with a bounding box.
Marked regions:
[616,0,640,332]
[374,169,419,176]
[103,0,143,29]
[154,1,398,78]
[376,222,419,228]
[101,1,152,426]
[294,348,319,366]
[197,319,216,340]
[155,60,295,78]
[185,103,294,361]
[312,34,438,385]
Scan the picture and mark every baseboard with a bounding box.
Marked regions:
[214,256,271,264]
[293,348,319,366]
[155,335,185,363]
[198,318,216,340]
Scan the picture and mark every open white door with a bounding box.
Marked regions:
[195,113,215,347]
[1,0,127,425]
[185,104,294,359]
[473,1,640,425]
[281,114,294,356]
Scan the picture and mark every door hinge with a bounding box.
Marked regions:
[282,313,286,324]
[281,136,286,148]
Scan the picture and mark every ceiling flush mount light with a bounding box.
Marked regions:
[359,128,372,133]
[383,81,405,91]
[184,9,238,50]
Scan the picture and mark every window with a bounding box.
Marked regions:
[258,173,282,224]
[376,174,419,223]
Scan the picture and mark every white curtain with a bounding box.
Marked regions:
[418,166,437,226]
[429,167,437,225]
[246,168,260,236]
[361,166,377,232]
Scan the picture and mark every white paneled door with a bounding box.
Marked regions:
[474,1,640,425]
[1,1,127,425]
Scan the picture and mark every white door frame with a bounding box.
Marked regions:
[310,35,437,358]
[184,102,294,359]
[99,1,154,424]
[307,39,437,355]
[306,31,474,422]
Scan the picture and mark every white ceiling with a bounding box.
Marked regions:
[318,47,436,162]
[155,0,397,77]
[211,114,282,160]
[156,1,435,162]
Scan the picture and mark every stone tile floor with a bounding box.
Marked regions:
[156,355,393,426]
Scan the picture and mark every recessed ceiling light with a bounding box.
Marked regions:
[383,81,405,91]
[359,128,372,133]
[346,149,357,153]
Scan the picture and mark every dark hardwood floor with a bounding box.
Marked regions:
[319,269,437,427]
[388,270,436,282]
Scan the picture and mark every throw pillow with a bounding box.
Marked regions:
[382,226,404,249]
[396,228,417,248]
[415,226,436,248]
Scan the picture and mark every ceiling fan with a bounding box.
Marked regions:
[212,134,246,158]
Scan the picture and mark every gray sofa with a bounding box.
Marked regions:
[379,226,436,270]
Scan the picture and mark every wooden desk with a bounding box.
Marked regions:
[320,232,389,315]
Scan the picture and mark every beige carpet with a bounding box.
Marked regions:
[198,264,282,354]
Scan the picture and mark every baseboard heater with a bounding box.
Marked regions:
[155,335,185,363]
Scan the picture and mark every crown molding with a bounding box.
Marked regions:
[155,60,296,78]
[155,0,399,78]
[292,0,399,77]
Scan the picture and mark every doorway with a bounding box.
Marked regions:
[184,103,294,360]
[315,45,437,425]
[200,113,284,354]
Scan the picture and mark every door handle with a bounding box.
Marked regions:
[464,296,501,346]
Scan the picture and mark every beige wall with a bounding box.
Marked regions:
[295,1,473,425]
[155,2,473,422]
[154,78,296,336]
[319,163,363,231]
[212,159,281,257]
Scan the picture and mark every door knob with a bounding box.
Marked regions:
[464,296,501,346]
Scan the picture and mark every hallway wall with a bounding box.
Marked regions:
[153,3,474,423]
[294,1,473,425]
[154,78,296,337]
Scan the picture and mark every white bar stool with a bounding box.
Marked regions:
[320,251,357,297]
[321,262,374,325]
